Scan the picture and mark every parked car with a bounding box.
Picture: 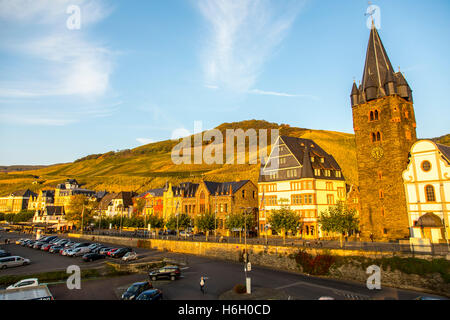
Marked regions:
[122,251,138,262]
[0,256,31,269]
[7,278,39,290]
[179,230,193,237]
[15,238,27,245]
[82,253,106,262]
[73,242,91,249]
[54,239,69,246]
[67,247,90,257]
[414,296,447,300]
[99,247,112,255]
[64,241,77,248]
[49,245,64,253]
[92,246,108,254]
[106,248,120,256]
[33,242,46,249]
[26,240,37,248]
[149,266,181,281]
[0,251,11,258]
[22,240,33,246]
[111,247,132,258]
[41,244,53,251]
[61,248,75,256]
[121,281,153,300]
[160,230,176,236]
[39,236,58,243]
[136,289,163,301]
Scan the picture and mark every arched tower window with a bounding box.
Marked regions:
[425,185,436,202]
[371,132,381,143]
[370,111,374,121]
[374,110,379,120]
[376,132,381,141]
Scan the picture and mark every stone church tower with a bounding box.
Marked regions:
[351,23,417,241]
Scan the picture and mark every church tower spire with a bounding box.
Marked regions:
[350,23,418,241]
[353,24,413,104]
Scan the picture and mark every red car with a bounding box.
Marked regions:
[41,244,53,251]
[107,248,119,256]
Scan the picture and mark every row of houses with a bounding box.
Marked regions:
[0,136,356,239]
[0,136,448,242]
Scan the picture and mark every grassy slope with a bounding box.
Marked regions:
[0,121,448,196]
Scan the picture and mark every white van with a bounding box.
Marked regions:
[0,256,31,269]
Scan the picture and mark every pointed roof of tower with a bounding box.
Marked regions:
[351,81,359,95]
[361,24,395,94]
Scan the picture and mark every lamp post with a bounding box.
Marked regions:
[215,197,218,241]
[118,203,124,234]
[176,202,180,239]
[240,206,253,294]
[80,204,85,235]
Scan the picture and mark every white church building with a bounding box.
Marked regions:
[402,140,450,244]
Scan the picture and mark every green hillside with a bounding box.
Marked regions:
[0,120,448,196]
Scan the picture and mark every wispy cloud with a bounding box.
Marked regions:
[0,0,118,125]
[0,0,112,26]
[249,89,319,100]
[196,0,303,93]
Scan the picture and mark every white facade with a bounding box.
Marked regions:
[402,140,450,243]
[106,198,133,218]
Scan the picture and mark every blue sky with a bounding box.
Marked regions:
[0,0,449,165]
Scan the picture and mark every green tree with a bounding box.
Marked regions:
[195,212,217,241]
[66,194,98,231]
[134,198,146,216]
[268,205,300,244]
[5,213,15,223]
[225,212,256,243]
[147,214,164,235]
[318,201,359,247]
[0,212,4,221]
[165,213,192,232]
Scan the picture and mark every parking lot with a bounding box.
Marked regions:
[0,231,166,276]
[1,231,446,300]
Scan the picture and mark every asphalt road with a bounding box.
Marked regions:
[0,231,446,300]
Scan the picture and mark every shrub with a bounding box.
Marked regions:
[294,250,335,275]
[233,284,246,294]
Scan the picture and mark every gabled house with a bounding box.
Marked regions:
[192,180,259,235]
[0,189,36,213]
[403,140,450,244]
[105,191,137,218]
[258,135,346,239]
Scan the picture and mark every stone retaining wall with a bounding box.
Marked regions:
[69,234,449,296]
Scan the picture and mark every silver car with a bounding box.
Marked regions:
[0,256,31,269]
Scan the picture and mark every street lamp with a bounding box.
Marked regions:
[118,203,124,234]
[80,204,85,235]
[214,197,218,241]
[240,206,253,294]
